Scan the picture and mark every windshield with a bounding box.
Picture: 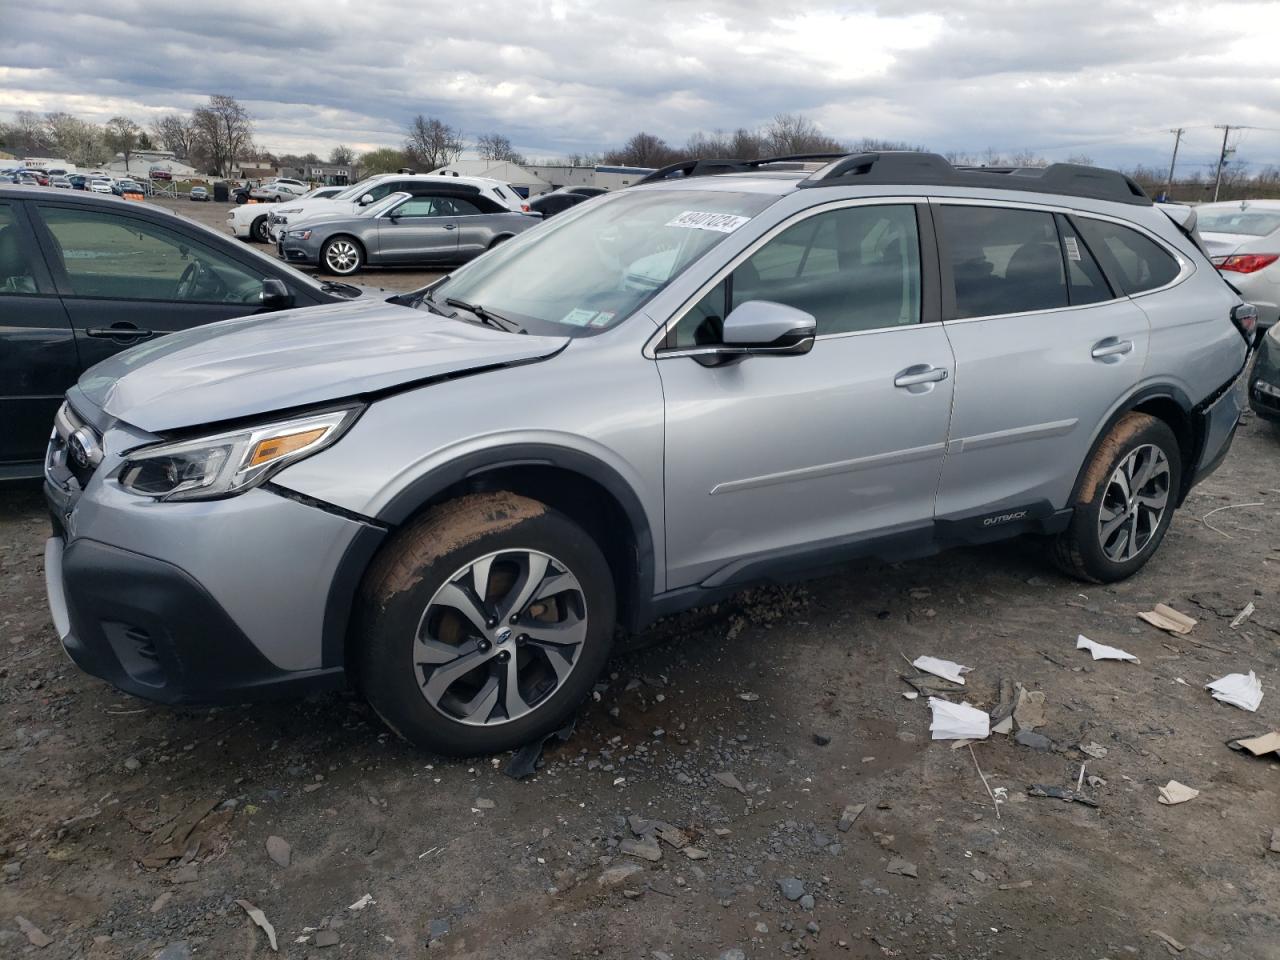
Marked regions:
[334,177,382,201]
[1196,208,1280,238]
[429,188,775,335]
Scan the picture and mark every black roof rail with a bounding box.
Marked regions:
[634,152,849,185]
[799,152,1151,206]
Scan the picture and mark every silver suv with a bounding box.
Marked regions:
[43,152,1255,755]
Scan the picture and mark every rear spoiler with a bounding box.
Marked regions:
[1156,203,1211,259]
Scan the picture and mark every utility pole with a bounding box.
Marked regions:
[1213,125,1232,202]
[1164,128,1183,200]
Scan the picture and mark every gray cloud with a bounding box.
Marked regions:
[2,0,1277,169]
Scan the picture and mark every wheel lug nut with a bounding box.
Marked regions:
[497,650,510,662]
[509,614,518,623]
[516,634,527,646]
[486,617,497,628]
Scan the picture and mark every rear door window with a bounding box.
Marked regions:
[1055,215,1114,306]
[938,205,1067,319]
[1073,218,1181,295]
[0,203,42,295]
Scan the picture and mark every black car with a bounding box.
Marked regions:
[528,185,607,218]
[0,186,371,478]
[1250,326,1280,435]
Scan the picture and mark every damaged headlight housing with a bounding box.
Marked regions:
[117,406,361,502]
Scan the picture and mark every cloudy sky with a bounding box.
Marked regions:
[3,0,1279,170]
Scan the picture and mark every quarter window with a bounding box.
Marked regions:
[670,204,921,346]
[0,204,39,295]
[37,206,264,304]
[1074,218,1181,295]
[939,206,1066,319]
[1055,215,1114,306]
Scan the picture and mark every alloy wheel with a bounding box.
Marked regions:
[1097,443,1170,563]
[413,549,588,726]
[324,240,359,274]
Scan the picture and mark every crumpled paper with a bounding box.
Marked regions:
[928,698,990,740]
[1206,671,1263,712]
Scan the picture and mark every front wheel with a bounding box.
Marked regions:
[1052,412,1182,583]
[250,215,269,243]
[321,236,362,275]
[356,492,616,755]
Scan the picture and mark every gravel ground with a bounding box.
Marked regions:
[1,200,1278,958]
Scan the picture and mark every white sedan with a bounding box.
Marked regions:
[88,179,114,194]
[228,185,345,242]
[1197,199,1280,333]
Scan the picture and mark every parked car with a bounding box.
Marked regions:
[67,174,88,190]
[266,174,529,243]
[42,153,1252,755]
[529,185,607,218]
[149,168,173,181]
[24,170,50,186]
[265,177,309,193]
[1249,324,1280,433]
[0,186,377,478]
[279,188,539,274]
[88,179,113,194]
[228,185,345,242]
[17,171,45,186]
[1195,199,1280,334]
[50,175,72,190]
[189,186,209,202]
[250,182,309,203]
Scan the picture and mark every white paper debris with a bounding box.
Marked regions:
[1230,602,1255,629]
[1076,634,1140,663]
[1157,780,1200,805]
[1206,671,1263,712]
[913,656,973,685]
[348,893,376,911]
[901,691,919,700]
[927,698,990,740]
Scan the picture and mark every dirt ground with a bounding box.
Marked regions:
[1,202,1279,958]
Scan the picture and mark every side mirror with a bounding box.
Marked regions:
[387,213,401,223]
[711,300,816,362]
[358,193,375,206]
[260,277,294,311]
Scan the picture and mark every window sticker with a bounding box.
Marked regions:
[1063,236,1082,261]
[588,311,615,327]
[560,307,602,326]
[665,211,751,233]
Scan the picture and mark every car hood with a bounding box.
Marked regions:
[276,199,360,224]
[75,299,569,432]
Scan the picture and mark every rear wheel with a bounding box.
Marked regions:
[356,492,615,755]
[321,236,362,275]
[1053,412,1182,582]
[250,215,269,243]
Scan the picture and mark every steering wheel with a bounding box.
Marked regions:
[175,259,227,301]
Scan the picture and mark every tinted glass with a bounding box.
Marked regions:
[0,204,38,295]
[396,197,446,216]
[1075,219,1181,295]
[1056,215,1113,306]
[37,206,264,304]
[940,206,1066,318]
[447,198,483,216]
[670,205,921,345]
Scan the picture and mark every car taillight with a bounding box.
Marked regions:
[1215,253,1279,274]
[1231,303,1258,344]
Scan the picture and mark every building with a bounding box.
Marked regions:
[525,164,653,192]
[106,150,200,180]
[428,159,553,197]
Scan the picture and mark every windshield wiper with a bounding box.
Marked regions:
[445,297,522,333]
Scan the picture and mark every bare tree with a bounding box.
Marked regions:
[603,132,681,168]
[329,144,355,166]
[191,95,254,177]
[5,111,52,154]
[763,114,845,156]
[44,112,104,166]
[404,116,464,170]
[151,114,197,160]
[475,133,525,164]
[104,116,141,169]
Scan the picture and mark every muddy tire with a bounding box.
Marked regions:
[1052,412,1182,583]
[355,492,615,755]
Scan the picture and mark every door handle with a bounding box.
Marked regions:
[443,223,457,230]
[1091,337,1134,359]
[86,324,153,341]
[894,365,949,388]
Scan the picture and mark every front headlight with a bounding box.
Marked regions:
[287,230,312,240]
[117,407,361,502]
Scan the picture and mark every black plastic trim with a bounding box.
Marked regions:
[56,537,345,704]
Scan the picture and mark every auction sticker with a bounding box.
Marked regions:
[666,211,751,233]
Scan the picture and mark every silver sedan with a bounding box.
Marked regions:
[279,190,540,275]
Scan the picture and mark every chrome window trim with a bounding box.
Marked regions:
[930,196,1194,322]
[644,195,926,360]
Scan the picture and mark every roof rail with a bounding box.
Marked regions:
[800,152,1150,206]
[634,152,848,185]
